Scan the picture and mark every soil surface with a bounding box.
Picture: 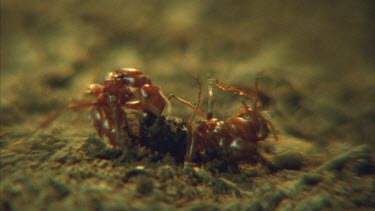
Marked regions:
[1,1,374,210]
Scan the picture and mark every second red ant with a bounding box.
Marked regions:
[169,73,277,169]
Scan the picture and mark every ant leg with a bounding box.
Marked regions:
[168,94,196,110]
[167,94,207,119]
[184,78,203,164]
[215,80,255,99]
[68,101,95,111]
[37,100,95,131]
[168,93,197,163]
[108,96,121,146]
[216,73,264,124]
[11,109,67,146]
[241,101,278,142]
[123,100,142,110]
[216,71,264,102]
[259,111,279,142]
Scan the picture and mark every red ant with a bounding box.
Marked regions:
[69,68,171,146]
[170,73,277,165]
[18,68,171,147]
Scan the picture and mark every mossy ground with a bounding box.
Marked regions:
[1,1,374,210]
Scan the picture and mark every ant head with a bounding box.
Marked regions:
[139,84,171,116]
[140,84,158,99]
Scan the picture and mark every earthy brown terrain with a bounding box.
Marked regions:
[1,1,374,210]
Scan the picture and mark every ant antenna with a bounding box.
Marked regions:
[11,101,95,147]
[167,94,196,110]
[10,108,68,146]
[188,77,202,126]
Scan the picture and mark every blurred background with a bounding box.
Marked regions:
[1,0,374,147]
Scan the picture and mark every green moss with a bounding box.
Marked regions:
[212,178,243,197]
[271,151,305,170]
[82,136,123,160]
[136,177,154,195]
[295,194,330,211]
[188,203,220,211]
[49,178,71,199]
[316,145,373,174]
[298,173,323,186]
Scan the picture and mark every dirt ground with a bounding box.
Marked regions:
[1,1,374,210]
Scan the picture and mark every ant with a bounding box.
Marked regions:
[169,73,277,167]
[17,68,171,147]
[68,68,171,146]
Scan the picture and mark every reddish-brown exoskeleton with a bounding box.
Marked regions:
[18,68,170,146]
[18,68,276,168]
[68,68,171,146]
[175,74,277,164]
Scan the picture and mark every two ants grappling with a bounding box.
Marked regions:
[27,68,278,169]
